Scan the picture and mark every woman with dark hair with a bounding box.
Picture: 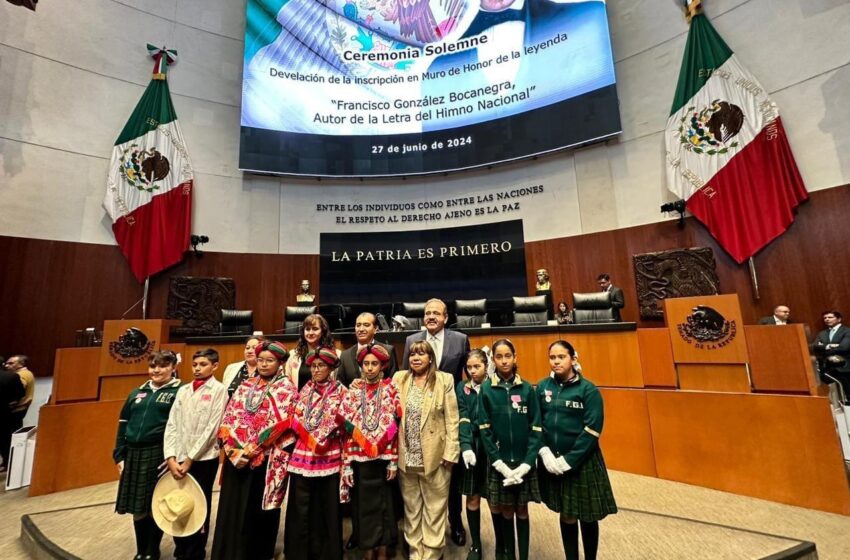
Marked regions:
[457,349,490,560]
[393,340,459,560]
[555,301,572,325]
[340,343,401,560]
[478,339,541,560]
[536,340,617,560]
[222,335,266,398]
[113,350,181,560]
[285,346,348,560]
[212,341,298,560]
[285,314,339,390]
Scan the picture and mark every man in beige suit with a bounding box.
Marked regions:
[394,340,460,560]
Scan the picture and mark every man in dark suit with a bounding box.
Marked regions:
[337,312,398,387]
[759,305,791,325]
[402,298,470,546]
[813,310,850,404]
[597,273,625,322]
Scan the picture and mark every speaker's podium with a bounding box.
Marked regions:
[30,319,181,496]
[664,294,751,392]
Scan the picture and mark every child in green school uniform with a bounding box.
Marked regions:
[477,339,542,560]
[114,350,182,560]
[457,349,490,560]
[536,340,617,560]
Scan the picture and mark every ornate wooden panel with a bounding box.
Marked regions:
[165,277,236,335]
[633,247,719,320]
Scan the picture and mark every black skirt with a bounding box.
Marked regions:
[351,460,399,549]
[115,443,163,515]
[460,442,489,498]
[285,472,343,560]
[210,459,280,560]
[538,448,618,522]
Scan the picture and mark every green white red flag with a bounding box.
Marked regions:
[665,3,807,263]
[103,45,193,282]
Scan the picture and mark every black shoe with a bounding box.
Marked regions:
[345,536,358,551]
[450,527,467,547]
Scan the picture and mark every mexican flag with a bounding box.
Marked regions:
[665,4,807,263]
[103,45,193,282]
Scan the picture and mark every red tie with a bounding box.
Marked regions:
[193,378,208,391]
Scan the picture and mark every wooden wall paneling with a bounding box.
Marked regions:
[29,400,125,496]
[637,329,677,387]
[100,375,150,401]
[645,391,850,514]
[598,388,657,477]
[566,332,644,388]
[745,325,814,393]
[677,364,751,393]
[52,347,101,403]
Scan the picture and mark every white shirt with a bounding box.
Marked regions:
[773,316,787,325]
[163,377,227,462]
[428,329,445,367]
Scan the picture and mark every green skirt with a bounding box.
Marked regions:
[486,464,540,507]
[460,444,489,497]
[115,443,164,515]
[538,448,617,522]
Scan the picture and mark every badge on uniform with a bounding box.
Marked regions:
[135,392,148,404]
[510,395,522,410]
[201,394,212,402]
[544,389,552,403]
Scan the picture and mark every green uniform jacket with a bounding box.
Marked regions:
[457,380,482,454]
[536,373,603,469]
[478,373,542,468]
[113,378,181,463]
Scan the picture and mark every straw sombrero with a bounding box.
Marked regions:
[151,472,207,537]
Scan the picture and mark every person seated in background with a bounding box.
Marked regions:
[555,301,572,325]
[813,311,850,404]
[596,274,624,322]
[759,305,791,325]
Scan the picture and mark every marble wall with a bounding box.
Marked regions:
[1,0,848,255]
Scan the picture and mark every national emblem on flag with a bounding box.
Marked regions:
[103,44,193,282]
[665,1,808,264]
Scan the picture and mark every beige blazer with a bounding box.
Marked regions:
[393,369,460,475]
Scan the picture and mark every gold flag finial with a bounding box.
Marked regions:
[684,0,703,23]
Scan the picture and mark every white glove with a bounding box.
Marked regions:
[555,456,572,473]
[539,447,565,475]
[462,450,477,468]
[503,463,531,486]
[493,460,514,479]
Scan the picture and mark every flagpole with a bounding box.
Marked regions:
[748,257,760,300]
[142,277,150,319]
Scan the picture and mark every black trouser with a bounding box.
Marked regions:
[285,473,343,560]
[173,458,219,560]
[448,462,464,532]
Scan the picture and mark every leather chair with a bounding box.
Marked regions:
[455,299,488,328]
[572,292,616,324]
[399,302,427,330]
[283,305,317,333]
[512,295,548,326]
[219,309,254,335]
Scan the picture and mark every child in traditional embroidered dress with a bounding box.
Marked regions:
[478,339,542,560]
[162,348,227,560]
[457,349,490,560]
[285,346,348,560]
[536,340,617,560]
[340,344,401,560]
[212,341,298,560]
[114,350,181,560]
